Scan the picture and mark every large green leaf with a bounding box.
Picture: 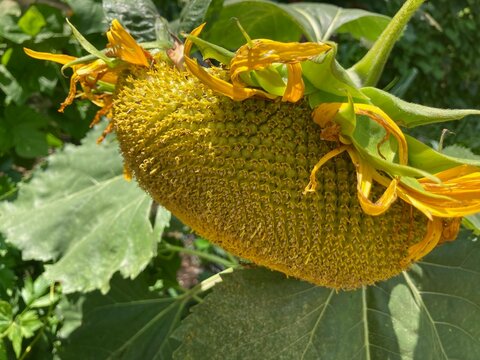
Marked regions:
[284,2,390,42]
[0,126,170,294]
[103,0,160,42]
[204,0,305,50]
[174,0,224,34]
[362,86,480,128]
[60,274,184,360]
[65,0,106,34]
[174,230,480,359]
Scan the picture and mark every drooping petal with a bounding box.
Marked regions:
[404,217,443,263]
[24,48,77,65]
[304,145,348,194]
[229,40,330,101]
[373,166,480,219]
[230,40,330,85]
[282,63,304,102]
[353,103,408,166]
[106,19,150,67]
[347,149,398,216]
[184,24,276,101]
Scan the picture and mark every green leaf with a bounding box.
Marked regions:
[17,5,46,36]
[174,230,480,359]
[13,126,48,158]
[0,126,170,293]
[204,0,305,50]
[60,274,185,359]
[103,0,160,42]
[463,214,480,235]
[362,86,480,128]
[64,0,106,34]
[303,47,367,102]
[284,2,390,42]
[17,310,43,339]
[407,136,480,174]
[3,105,49,158]
[0,340,6,360]
[0,65,25,105]
[176,0,224,34]
[0,301,13,333]
[0,0,31,44]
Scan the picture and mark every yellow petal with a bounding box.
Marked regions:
[282,63,304,102]
[304,145,348,194]
[346,147,398,216]
[311,103,342,128]
[24,48,77,65]
[374,166,480,218]
[107,19,150,67]
[230,40,330,85]
[404,217,443,263]
[184,24,276,101]
[229,40,330,101]
[353,103,408,166]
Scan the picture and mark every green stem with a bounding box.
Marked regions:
[161,243,239,268]
[348,0,425,87]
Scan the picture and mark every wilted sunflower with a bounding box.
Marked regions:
[26,7,480,289]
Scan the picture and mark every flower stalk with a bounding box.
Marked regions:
[349,0,426,87]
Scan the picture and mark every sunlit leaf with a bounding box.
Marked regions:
[204,0,305,50]
[174,230,480,359]
[103,0,160,42]
[0,126,170,294]
[362,86,480,128]
[17,5,46,37]
[284,2,390,42]
[175,0,224,34]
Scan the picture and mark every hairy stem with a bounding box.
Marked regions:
[349,0,426,87]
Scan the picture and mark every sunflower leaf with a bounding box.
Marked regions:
[173,230,480,359]
[0,125,170,294]
[283,2,390,42]
[362,87,480,128]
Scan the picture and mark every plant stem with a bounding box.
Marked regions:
[161,243,239,268]
[348,0,426,87]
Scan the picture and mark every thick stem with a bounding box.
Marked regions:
[348,0,426,87]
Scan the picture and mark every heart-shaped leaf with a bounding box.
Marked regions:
[60,274,184,360]
[0,126,170,294]
[284,2,390,42]
[174,229,480,359]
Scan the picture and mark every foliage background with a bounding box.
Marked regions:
[0,0,479,358]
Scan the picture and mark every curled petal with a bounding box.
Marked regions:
[230,40,330,85]
[404,217,444,264]
[374,166,480,219]
[304,145,348,194]
[184,24,276,101]
[346,148,398,216]
[230,40,330,101]
[353,103,408,166]
[107,19,150,67]
[282,63,304,102]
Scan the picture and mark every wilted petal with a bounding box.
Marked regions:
[107,19,150,67]
[184,24,276,101]
[282,63,304,102]
[404,217,443,263]
[24,48,76,65]
[230,40,330,101]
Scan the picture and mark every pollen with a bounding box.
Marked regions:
[112,63,428,289]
